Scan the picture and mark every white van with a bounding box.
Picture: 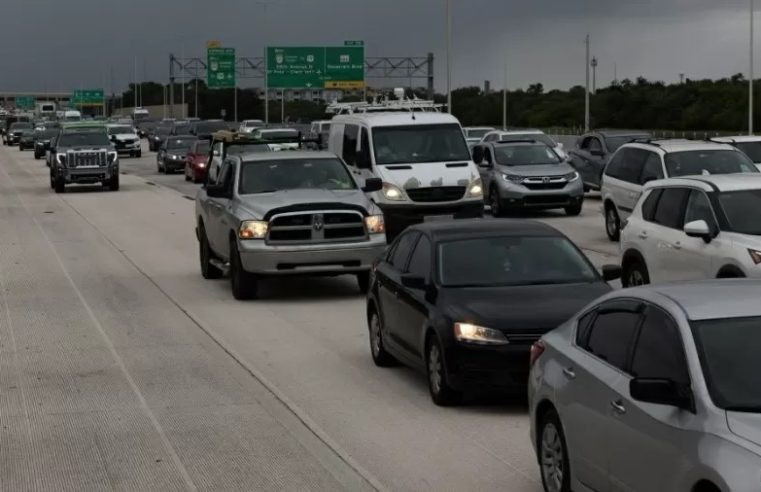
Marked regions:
[63,110,82,122]
[328,109,484,237]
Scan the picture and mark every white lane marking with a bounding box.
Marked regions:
[0,157,199,492]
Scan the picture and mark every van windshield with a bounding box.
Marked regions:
[373,123,471,165]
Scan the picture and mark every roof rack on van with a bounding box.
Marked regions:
[325,96,444,115]
[629,137,663,147]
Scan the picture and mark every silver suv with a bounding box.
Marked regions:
[195,150,387,300]
[472,140,583,216]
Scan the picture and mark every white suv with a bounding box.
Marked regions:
[713,135,761,171]
[601,139,758,241]
[620,174,761,287]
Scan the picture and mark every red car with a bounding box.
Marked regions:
[184,140,211,183]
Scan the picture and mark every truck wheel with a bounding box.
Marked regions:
[108,173,119,191]
[136,150,142,158]
[199,225,223,279]
[230,240,258,300]
[54,176,65,194]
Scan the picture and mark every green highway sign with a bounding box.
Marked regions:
[267,45,365,89]
[71,89,104,106]
[207,47,236,89]
[15,96,35,110]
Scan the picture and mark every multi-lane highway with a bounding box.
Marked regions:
[0,141,617,491]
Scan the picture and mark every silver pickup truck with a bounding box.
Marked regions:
[195,150,387,300]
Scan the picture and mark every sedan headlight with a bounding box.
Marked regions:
[564,171,579,182]
[238,220,268,240]
[364,215,385,234]
[502,173,524,184]
[56,153,66,165]
[382,182,406,201]
[467,178,483,198]
[454,322,509,345]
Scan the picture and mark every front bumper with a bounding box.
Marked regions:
[497,179,584,209]
[237,235,387,275]
[445,341,535,391]
[114,141,141,152]
[163,158,185,171]
[6,134,20,144]
[19,140,34,149]
[60,165,118,184]
[379,200,484,236]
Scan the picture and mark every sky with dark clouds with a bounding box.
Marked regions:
[0,0,756,93]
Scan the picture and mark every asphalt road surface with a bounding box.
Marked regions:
[0,140,618,491]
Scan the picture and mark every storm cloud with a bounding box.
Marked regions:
[0,0,755,93]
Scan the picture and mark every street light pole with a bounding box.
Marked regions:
[195,76,199,119]
[751,0,755,135]
[446,0,452,114]
[502,57,507,131]
[584,34,590,132]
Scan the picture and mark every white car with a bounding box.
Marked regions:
[620,174,761,287]
[239,119,264,133]
[480,129,566,159]
[251,128,301,151]
[601,139,758,241]
[106,123,142,158]
[463,126,494,147]
[713,135,761,171]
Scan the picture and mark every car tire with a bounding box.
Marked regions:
[185,172,191,182]
[357,271,370,293]
[538,409,572,492]
[623,259,650,287]
[230,240,258,300]
[158,161,164,173]
[605,204,621,242]
[193,175,203,184]
[136,150,142,158]
[199,225,223,279]
[54,176,65,194]
[565,203,583,216]
[108,173,119,191]
[426,335,462,406]
[368,309,397,367]
[490,187,504,218]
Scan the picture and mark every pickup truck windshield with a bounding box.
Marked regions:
[58,131,110,147]
[373,123,470,165]
[239,158,356,194]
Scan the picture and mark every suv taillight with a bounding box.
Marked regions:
[529,340,545,369]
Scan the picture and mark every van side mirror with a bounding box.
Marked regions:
[630,378,695,413]
[362,177,383,193]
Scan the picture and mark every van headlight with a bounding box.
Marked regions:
[238,220,268,239]
[467,178,483,198]
[364,215,385,234]
[382,182,406,201]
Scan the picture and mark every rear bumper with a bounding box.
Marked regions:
[238,235,387,275]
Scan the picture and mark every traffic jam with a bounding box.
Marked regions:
[2,96,761,492]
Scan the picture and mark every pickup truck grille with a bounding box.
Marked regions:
[406,186,465,203]
[268,211,366,244]
[68,150,107,168]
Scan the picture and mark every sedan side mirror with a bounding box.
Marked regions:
[362,177,383,193]
[630,378,695,413]
[684,220,713,243]
[400,273,426,290]
[601,264,622,282]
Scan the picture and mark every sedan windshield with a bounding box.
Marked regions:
[718,190,761,235]
[108,126,134,135]
[10,122,32,130]
[438,236,598,287]
[373,124,471,165]
[691,317,761,411]
[239,158,356,194]
[495,144,561,166]
[167,138,195,150]
[733,142,761,163]
[58,131,110,147]
[664,150,758,177]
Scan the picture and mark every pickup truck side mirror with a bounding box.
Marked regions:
[362,177,383,193]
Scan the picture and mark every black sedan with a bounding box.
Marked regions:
[157,135,197,173]
[366,219,620,405]
[18,129,37,150]
[33,128,59,159]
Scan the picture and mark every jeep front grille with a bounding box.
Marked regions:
[267,210,366,244]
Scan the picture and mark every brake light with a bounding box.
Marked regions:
[529,340,545,368]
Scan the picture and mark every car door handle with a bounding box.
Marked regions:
[610,400,626,415]
[673,242,682,250]
[638,231,648,239]
[562,367,576,380]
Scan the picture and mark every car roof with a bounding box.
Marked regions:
[407,218,562,241]
[644,173,761,192]
[624,139,735,153]
[496,129,544,134]
[596,129,651,137]
[621,280,761,321]
[239,150,337,162]
[332,111,460,127]
[713,135,761,143]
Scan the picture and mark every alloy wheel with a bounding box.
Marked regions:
[541,423,565,492]
[428,343,442,395]
[370,313,382,358]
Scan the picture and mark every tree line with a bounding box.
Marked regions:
[116,74,758,132]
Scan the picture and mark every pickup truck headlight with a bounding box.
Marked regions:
[467,178,483,198]
[382,182,406,201]
[239,220,268,239]
[56,153,66,166]
[454,322,509,345]
[364,215,385,234]
[108,151,118,164]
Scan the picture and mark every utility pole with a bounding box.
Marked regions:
[133,57,137,109]
[181,46,186,119]
[446,0,452,113]
[614,63,617,84]
[502,57,507,130]
[751,0,755,135]
[584,34,590,132]
[591,57,598,94]
[195,76,199,118]
[679,73,685,84]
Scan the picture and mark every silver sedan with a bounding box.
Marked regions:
[528,280,761,492]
